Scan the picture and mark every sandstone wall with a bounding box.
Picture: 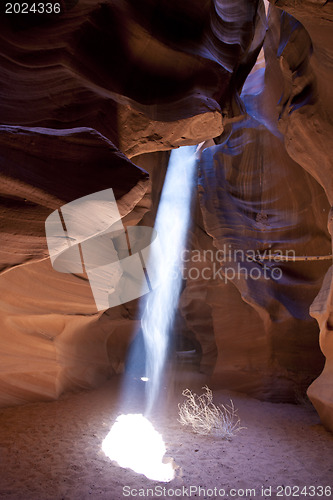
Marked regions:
[0,0,332,431]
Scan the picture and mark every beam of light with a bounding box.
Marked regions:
[102,413,175,482]
[102,146,197,482]
[141,145,197,414]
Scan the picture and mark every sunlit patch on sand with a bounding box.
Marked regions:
[102,414,175,482]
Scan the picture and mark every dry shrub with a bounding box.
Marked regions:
[178,386,243,439]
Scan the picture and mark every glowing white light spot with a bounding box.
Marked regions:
[141,377,149,382]
[102,414,175,482]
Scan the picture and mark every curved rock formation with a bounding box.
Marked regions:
[0,0,228,154]
[0,126,149,272]
[176,2,332,410]
[0,124,151,405]
[0,0,266,404]
[266,0,333,430]
[194,115,330,400]
[0,0,333,433]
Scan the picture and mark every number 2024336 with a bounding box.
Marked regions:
[5,3,61,14]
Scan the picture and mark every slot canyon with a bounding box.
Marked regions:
[0,1,333,498]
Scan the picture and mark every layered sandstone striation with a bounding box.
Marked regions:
[264,0,333,430]
[266,0,333,430]
[0,0,332,432]
[1,0,262,404]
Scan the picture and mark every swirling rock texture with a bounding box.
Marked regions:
[180,1,333,407]
[0,0,256,404]
[266,0,333,432]
[0,0,333,432]
[0,126,150,404]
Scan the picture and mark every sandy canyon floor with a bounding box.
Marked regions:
[0,371,332,500]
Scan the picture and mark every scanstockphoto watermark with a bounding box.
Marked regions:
[123,485,257,498]
[44,187,297,311]
[45,188,161,312]
[123,484,332,498]
[177,246,297,283]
